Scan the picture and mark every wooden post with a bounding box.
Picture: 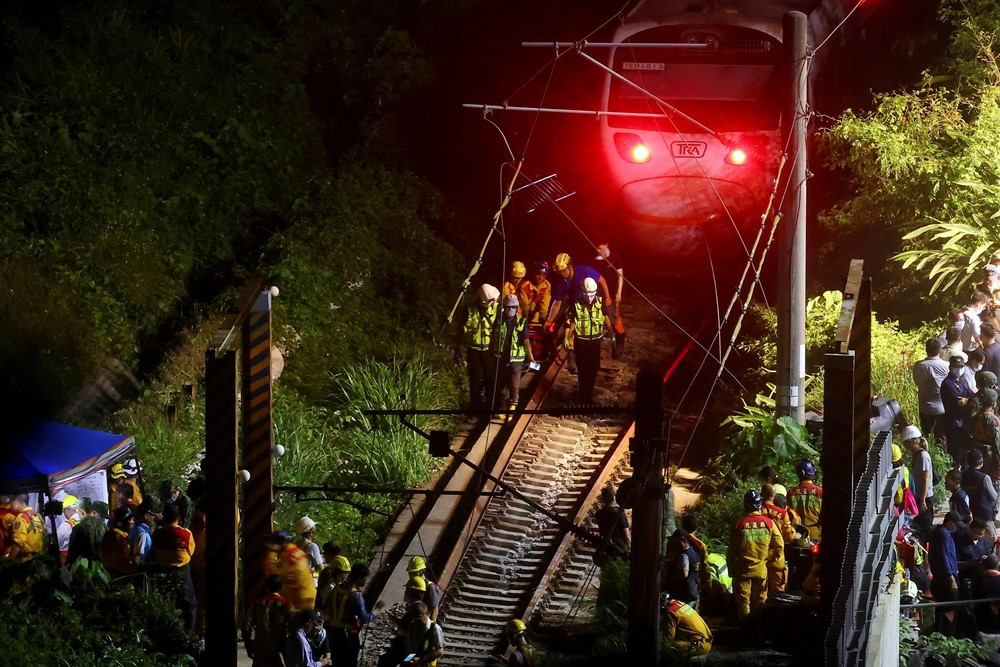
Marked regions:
[204,350,239,665]
[241,292,274,610]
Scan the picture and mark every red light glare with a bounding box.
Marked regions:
[811,543,820,555]
[727,148,748,165]
[630,144,651,163]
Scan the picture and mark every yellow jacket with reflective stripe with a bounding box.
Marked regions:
[12,508,45,558]
[494,316,527,362]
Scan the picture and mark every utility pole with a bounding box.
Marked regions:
[627,370,665,663]
[776,11,808,423]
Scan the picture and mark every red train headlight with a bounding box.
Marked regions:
[726,148,748,165]
[614,133,651,163]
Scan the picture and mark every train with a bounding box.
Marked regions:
[596,0,856,259]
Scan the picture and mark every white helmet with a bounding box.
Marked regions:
[502,294,519,309]
[477,284,500,304]
[295,516,317,535]
[582,277,598,296]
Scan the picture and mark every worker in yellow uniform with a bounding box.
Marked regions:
[787,460,823,541]
[457,284,500,412]
[265,530,317,613]
[7,493,45,561]
[493,294,537,421]
[0,495,15,557]
[503,262,528,314]
[662,594,713,656]
[520,262,552,325]
[151,502,198,630]
[108,460,144,512]
[493,618,536,666]
[728,489,783,620]
[760,484,796,593]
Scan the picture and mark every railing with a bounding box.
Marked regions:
[825,430,903,665]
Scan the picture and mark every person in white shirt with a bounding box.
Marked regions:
[913,339,950,442]
[962,292,991,352]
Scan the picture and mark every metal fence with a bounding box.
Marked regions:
[825,430,903,665]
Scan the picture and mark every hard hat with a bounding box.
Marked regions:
[796,459,816,479]
[891,444,903,463]
[121,458,140,476]
[554,253,571,271]
[534,261,550,276]
[406,575,427,592]
[744,488,763,512]
[477,283,500,304]
[502,294,519,309]
[772,483,787,498]
[506,618,527,635]
[62,495,79,509]
[407,555,427,573]
[511,261,526,278]
[582,277,598,296]
[109,463,127,480]
[330,555,351,572]
[295,516,317,535]
[900,425,922,442]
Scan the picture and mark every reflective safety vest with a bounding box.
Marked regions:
[495,316,527,362]
[464,303,498,351]
[329,584,361,631]
[706,552,732,590]
[895,465,911,506]
[573,300,605,341]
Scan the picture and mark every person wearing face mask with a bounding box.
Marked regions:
[961,292,991,352]
[912,338,950,443]
[942,355,976,463]
[941,324,965,363]
[457,284,501,412]
[492,293,536,422]
[570,277,612,403]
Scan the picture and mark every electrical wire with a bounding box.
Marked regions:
[813,0,866,55]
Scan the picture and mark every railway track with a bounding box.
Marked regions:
[361,292,708,666]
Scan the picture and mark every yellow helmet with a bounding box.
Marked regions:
[109,463,127,480]
[62,495,79,509]
[554,253,571,271]
[891,444,903,463]
[511,261,526,278]
[330,555,351,572]
[406,575,427,592]
[407,555,427,573]
[506,618,527,635]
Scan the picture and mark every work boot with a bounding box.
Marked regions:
[612,332,626,360]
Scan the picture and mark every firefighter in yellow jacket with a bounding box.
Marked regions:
[787,459,823,541]
[662,595,713,656]
[728,489,783,619]
[760,484,796,593]
[7,494,45,561]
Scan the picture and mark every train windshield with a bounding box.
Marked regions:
[608,25,781,133]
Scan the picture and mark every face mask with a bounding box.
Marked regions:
[505,307,517,318]
[951,367,964,378]
[585,294,596,304]
[955,320,966,331]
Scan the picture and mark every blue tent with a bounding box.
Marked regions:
[1,421,136,494]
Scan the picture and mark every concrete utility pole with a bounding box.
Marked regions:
[776,11,808,423]
[627,370,666,663]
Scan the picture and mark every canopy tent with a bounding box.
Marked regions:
[0,421,136,495]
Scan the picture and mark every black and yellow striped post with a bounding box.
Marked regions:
[241,291,274,610]
[204,349,239,665]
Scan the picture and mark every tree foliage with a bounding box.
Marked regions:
[820,0,1000,298]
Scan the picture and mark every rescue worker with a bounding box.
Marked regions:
[664,529,700,608]
[151,502,198,631]
[295,515,324,580]
[493,293,536,421]
[706,552,733,594]
[109,459,144,512]
[594,240,627,358]
[520,261,552,325]
[787,460,823,541]
[492,618,536,666]
[892,443,912,508]
[318,554,351,618]
[680,514,710,596]
[543,254,614,337]
[7,494,45,561]
[244,573,292,667]
[458,284,500,412]
[728,489,783,620]
[0,495,14,557]
[401,600,445,667]
[406,555,442,621]
[329,563,384,667]
[760,484,796,593]
[265,530,316,613]
[662,594,713,656]
[502,261,528,313]
[66,498,108,565]
[56,494,83,563]
[569,277,612,403]
[100,506,136,578]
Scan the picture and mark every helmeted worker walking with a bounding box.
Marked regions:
[492,618,536,666]
[458,284,501,412]
[569,277,612,403]
[493,294,536,421]
[594,240,627,358]
[728,489,784,620]
[503,262,528,314]
[520,262,552,325]
[760,483,796,593]
[7,494,45,561]
[544,253,614,335]
[787,460,823,541]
